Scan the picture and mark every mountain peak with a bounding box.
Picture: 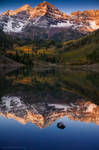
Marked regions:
[16,4,32,11]
[20,4,31,8]
[37,1,59,11]
[0,1,67,19]
[0,4,32,16]
[30,1,67,19]
[40,1,55,7]
[43,1,48,3]
[42,1,49,4]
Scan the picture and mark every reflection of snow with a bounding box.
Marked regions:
[48,103,71,110]
[86,103,97,113]
[1,96,23,111]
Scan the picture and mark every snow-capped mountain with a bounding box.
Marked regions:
[0,1,67,32]
[0,1,99,40]
[0,96,99,128]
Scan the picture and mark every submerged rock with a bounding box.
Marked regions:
[57,122,65,129]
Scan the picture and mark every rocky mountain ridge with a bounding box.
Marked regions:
[0,1,99,40]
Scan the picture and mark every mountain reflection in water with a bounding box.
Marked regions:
[0,96,99,127]
[0,66,99,127]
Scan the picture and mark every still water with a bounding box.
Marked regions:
[0,66,99,150]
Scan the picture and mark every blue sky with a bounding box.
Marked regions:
[0,0,99,14]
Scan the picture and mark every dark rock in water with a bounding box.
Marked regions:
[57,122,65,129]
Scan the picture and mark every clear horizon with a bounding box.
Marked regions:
[0,0,99,15]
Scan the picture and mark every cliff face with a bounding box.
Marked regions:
[0,96,99,128]
[0,1,99,40]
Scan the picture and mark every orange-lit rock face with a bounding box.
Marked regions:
[96,10,99,26]
[1,1,67,20]
[30,1,67,19]
[1,4,32,16]
[0,96,99,128]
[70,10,99,32]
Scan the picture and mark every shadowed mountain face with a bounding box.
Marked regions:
[0,67,99,128]
[0,1,99,40]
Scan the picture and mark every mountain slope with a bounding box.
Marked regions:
[32,29,99,64]
[5,29,98,66]
[0,30,13,51]
[59,29,99,64]
[0,30,24,67]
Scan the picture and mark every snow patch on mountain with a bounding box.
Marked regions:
[1,96,23,111]
[50,21,73,28]
[32,17,41,25]
[89,21,99,30]
[3,17,28,33]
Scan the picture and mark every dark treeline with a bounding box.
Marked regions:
[7,51,34,65]
[0,30,14,52]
